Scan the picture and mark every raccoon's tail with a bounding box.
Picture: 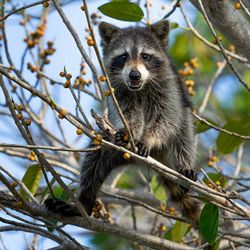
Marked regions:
[159,177,201,224]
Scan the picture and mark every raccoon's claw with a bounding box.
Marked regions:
[178,169,197,193]
[136,142,149,157]
[114,129,129,147]
[180,169,197,182]
[45,198,81,217]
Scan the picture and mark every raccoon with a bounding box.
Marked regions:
[45,20,200,222]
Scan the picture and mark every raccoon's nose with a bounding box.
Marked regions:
[129,70,141,81]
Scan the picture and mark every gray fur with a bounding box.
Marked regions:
[78,20,200,221]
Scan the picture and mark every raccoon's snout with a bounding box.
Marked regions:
[129,70,141,81]
[128,69,142,90]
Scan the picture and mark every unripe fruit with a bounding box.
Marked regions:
[80,5,85,11]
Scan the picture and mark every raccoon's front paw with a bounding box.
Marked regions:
[44,198,81,217]
[178,169,197,193]
[136,142,149,157]
[180,169,197,182]
[114,129,129,147]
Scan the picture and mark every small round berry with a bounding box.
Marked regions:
[18,104,24,111]
[211,156,218,162]
[185,79,195,87]
[87,38,95,46]
[104,90,110,96]
[80,5,85,11]
[43,1,49,8]
[104,213,110,220]
[65,73,72,80]
[235,2,241,9]
[123,152,131,160]
[28,155,36,161]
[16,114,22,120]
[93,212,100,219]
[25,119,31,126]
[58,109,67,119]
[93,139,101,145]
[63,80,71,88]
[169,207,175,215]
[47,41,54,47]
[95,134,102,141]
[207,160,214,167]
[76,128,83,135]
[59,71,66,77]
[186,68,193,75]
[99,75,107,82]
[215,180,221,187]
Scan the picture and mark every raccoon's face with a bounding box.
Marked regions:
[110,48,153,91]
[99,20,170,91]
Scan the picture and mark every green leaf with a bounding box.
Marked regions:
[165,221,190,242]
[150,175,166,202]
[199,203,219,245]
[195,118,217,134]
[20,164,42,198]
[216,117,250,154]
[170,22,179,30]
[203,173,228,188]
[53,186,68,201]
[98,2,144,22]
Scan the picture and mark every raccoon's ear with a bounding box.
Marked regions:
[99,22,119,44]
[151,20,170,42]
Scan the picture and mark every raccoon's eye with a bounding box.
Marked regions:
[141,53,151,61]
[117,53,128,62]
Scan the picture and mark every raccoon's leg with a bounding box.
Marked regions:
[45,130,130,217]
[160,131,200,223]
[78,145,128,215]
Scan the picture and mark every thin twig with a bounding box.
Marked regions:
[193,112,250,140]
[196,0,250,92]
[199,60,226,114]
[0,0,49,22]
[82,0,136,151]
[162,0,181,19]
[0,143,99,153]
[180,5,248,64]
